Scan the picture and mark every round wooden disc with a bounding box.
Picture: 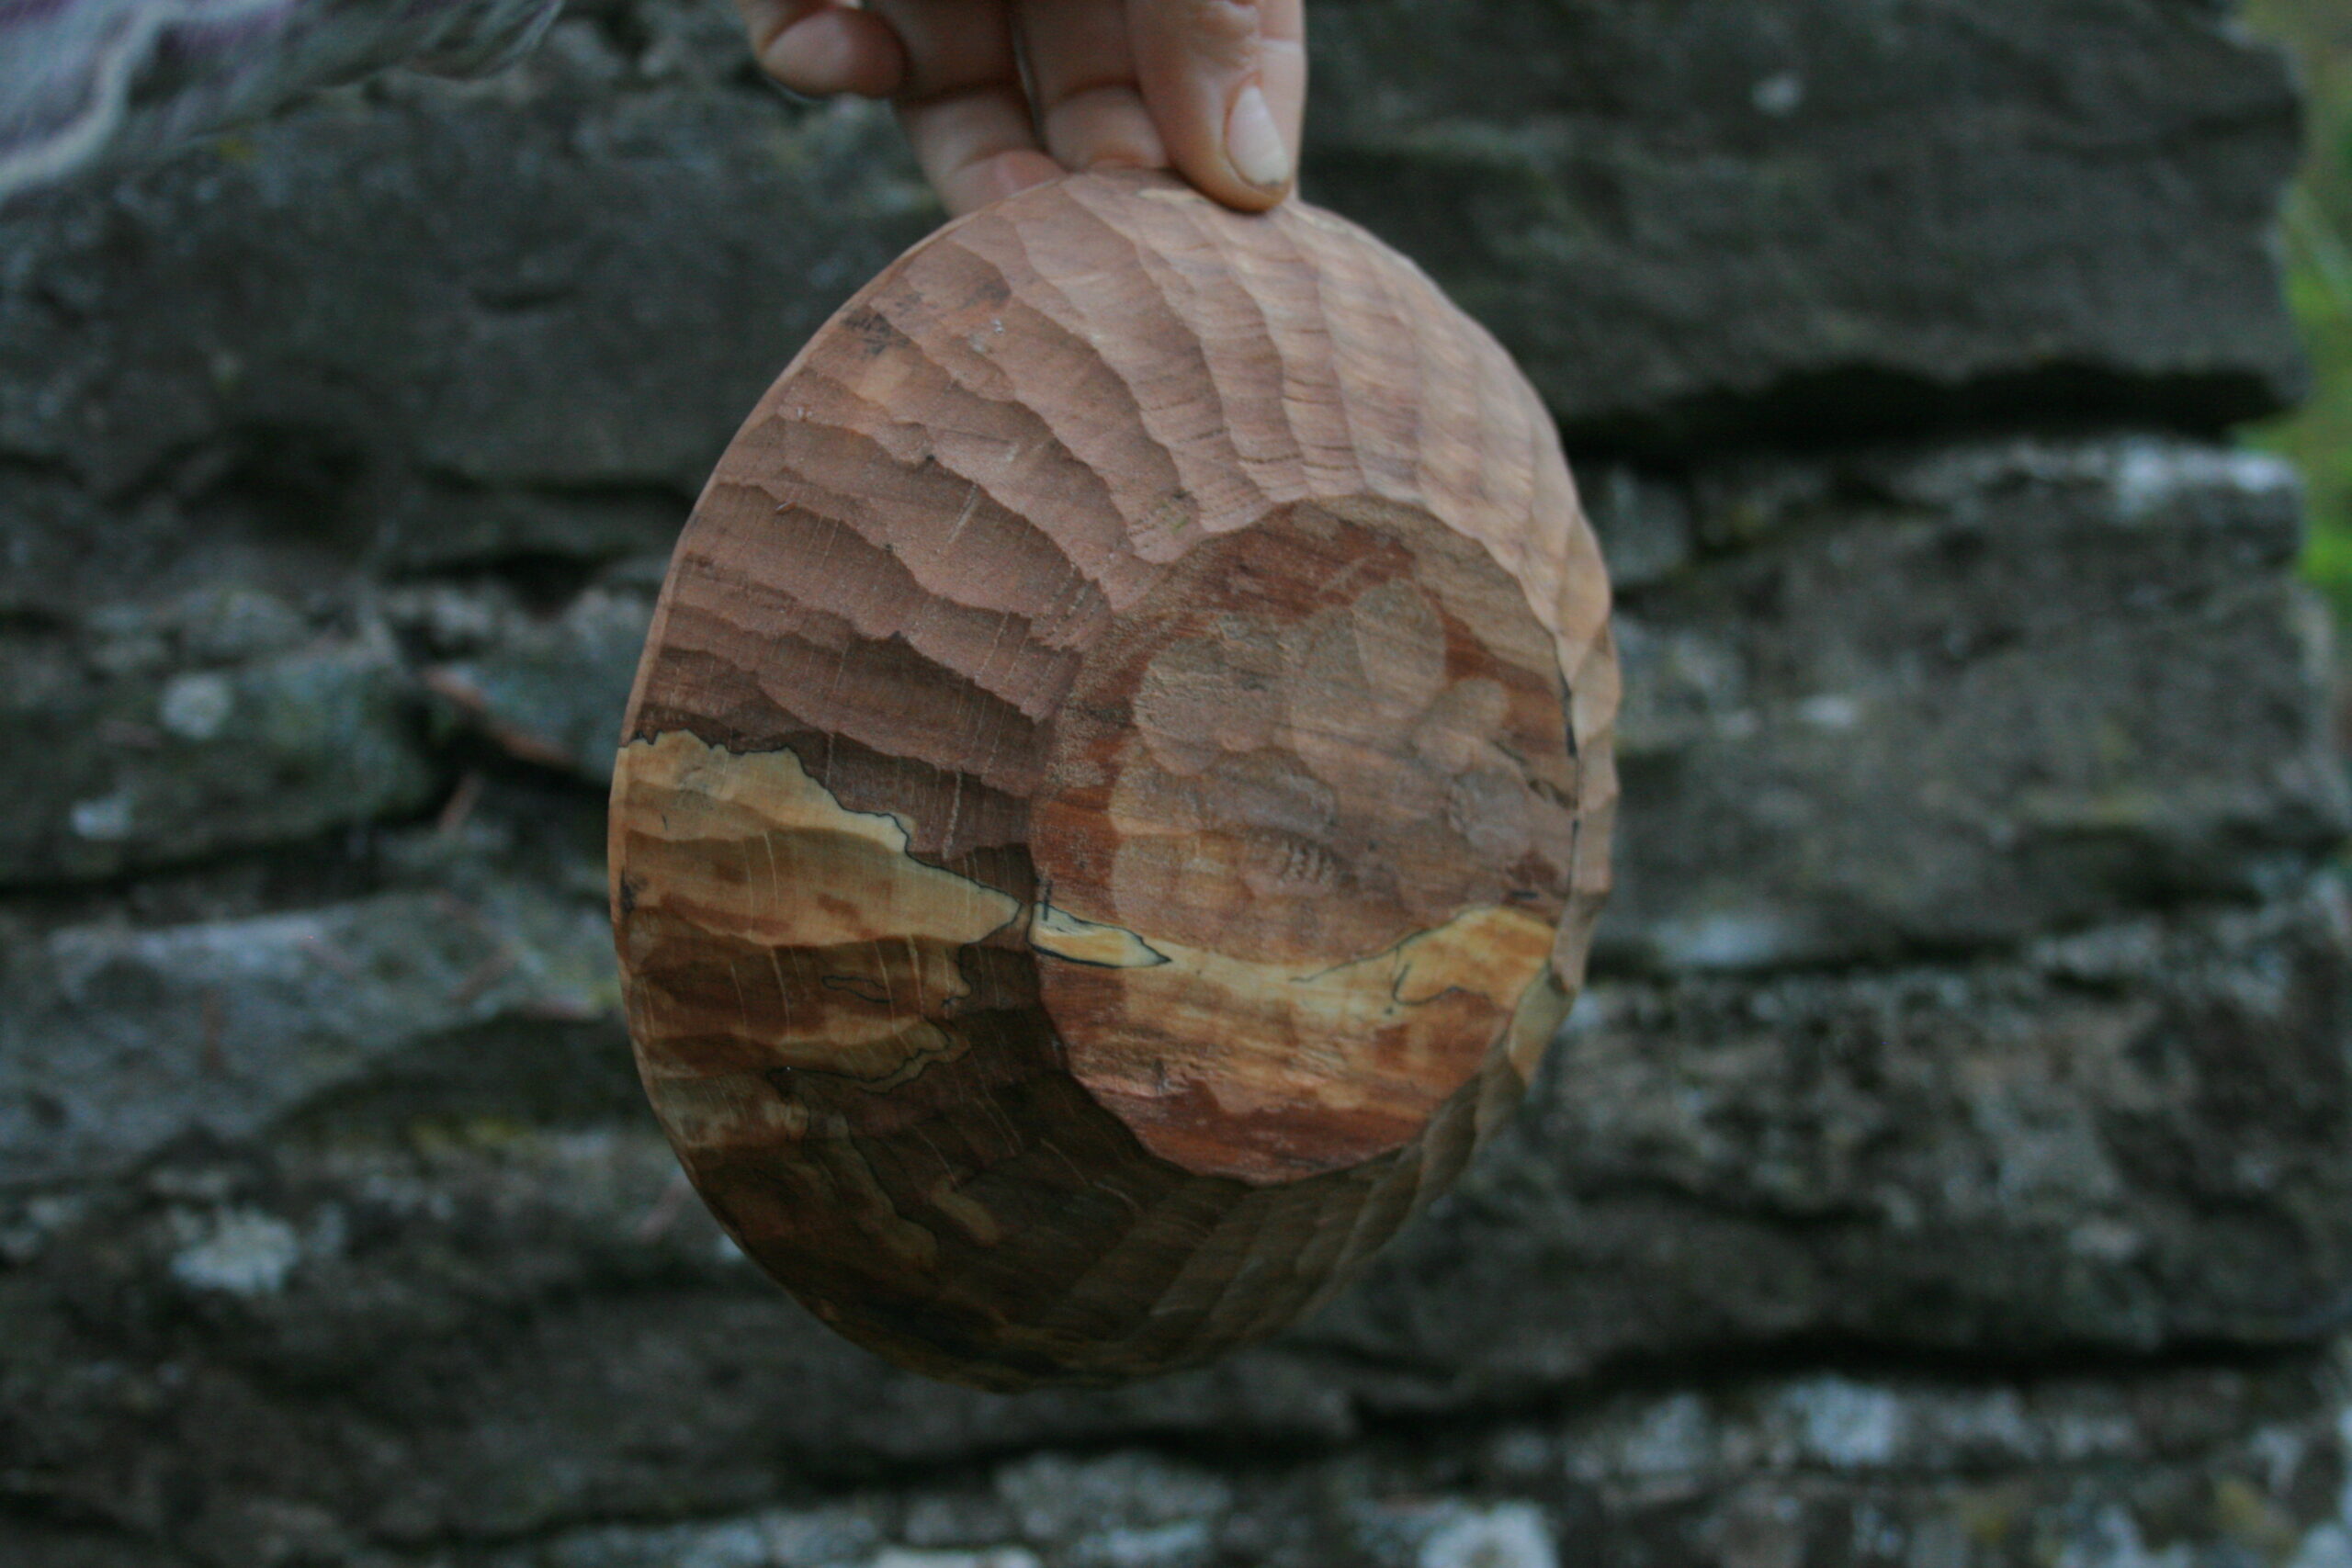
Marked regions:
[609,170,1618,1389]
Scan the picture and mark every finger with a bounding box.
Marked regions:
[738,0,907,97]
[1127,0,1306,210]
[1016,0,1168,174]
[870,0,1064,216]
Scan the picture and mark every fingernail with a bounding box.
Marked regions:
[1226,84,1290,191]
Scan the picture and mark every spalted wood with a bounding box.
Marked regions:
[610,170,1619,1390]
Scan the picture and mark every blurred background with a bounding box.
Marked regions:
[6,3,2352,1565]
[2255,0,2352,649]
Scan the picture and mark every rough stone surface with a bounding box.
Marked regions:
[0,622,440,882]
[421,582,654,781]
[42,1358,2352,1567]
[0,874,616,1187]
[1602,438,2350,972]
[0,3,2343,1565]
[1306,0,2311,446]
[1310,883,2352,1399]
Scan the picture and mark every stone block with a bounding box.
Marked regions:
[1309,881,2352,1400]
[1603,439,2349,972]
[0,881,616,1185]
[1306,0,2308,443]
[0,627,440,884]
[424,586,654,782]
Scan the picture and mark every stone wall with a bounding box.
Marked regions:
[4,3,2350,1564]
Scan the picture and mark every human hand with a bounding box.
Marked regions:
[735,1,1304,217]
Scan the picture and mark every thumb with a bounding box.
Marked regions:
[1126,0,1306,211]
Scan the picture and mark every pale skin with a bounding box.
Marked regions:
[735,0,1306,216]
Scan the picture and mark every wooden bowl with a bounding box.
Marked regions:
[609,170,1617,1390]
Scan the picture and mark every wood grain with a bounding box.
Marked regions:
[610,170,1618,1389]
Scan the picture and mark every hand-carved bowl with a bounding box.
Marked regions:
[609,170,1617,1390]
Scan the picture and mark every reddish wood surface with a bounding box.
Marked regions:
[610,171,1618,1389]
